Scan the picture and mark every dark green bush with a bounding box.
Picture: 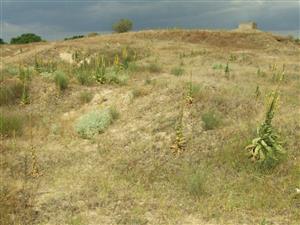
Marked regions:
[113,19,133,33]
[64,35,84,41]
[10,33,42,44]
[0,38,6,44]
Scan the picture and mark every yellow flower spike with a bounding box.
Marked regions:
[114,54,119,66]
[122,47,128,60]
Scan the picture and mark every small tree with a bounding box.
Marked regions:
[10,33,42,44]
[113,19,133,33]
[0,38,6,44]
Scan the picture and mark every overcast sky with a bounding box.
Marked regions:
[1,0,299,41]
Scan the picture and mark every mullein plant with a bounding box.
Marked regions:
[18,65,30,105]
[224,62,230,79]
[121,47,129,69]
[113,54,121,72]
[246,71,285,168]
[186,73,194,105]
[170,107,186,155]
[272,64,286,83]
[94,55,106,83]
[255,85,261,100]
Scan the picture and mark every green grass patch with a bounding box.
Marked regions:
[0,113,24,136]
[171,66,185,76]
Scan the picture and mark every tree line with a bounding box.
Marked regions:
[0,19,133,45]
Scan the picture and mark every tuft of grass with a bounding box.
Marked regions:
[79,91,93,104]
[109,106,120,120]
[0,113,24,136]
[0,79,24,106]
[212,63,223,70]
[147,62,162,73]
[170,66,185,76]
[201,111,221,130]
[186,81,203,100]
[74,108,118,139]
[76,71,94,86]
[186,170,207,197]
[54,70,69,91]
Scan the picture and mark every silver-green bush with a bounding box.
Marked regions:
[74,108,117,139]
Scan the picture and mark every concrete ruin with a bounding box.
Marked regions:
[238,22,257,30]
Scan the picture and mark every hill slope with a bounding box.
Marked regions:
[1,30,300,225]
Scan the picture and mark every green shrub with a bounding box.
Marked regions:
[54,70,68,91]
[79,91,93,104]
[0,79,24,106]
[74,108,118,139]
[201,111,221,130]
[10,33,42,44]
[171,66,185,76]
[0,113,24,136]
[113,19,133,33]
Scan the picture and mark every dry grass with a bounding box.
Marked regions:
[0,29,299,225]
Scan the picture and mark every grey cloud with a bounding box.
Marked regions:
[1,0,299,41]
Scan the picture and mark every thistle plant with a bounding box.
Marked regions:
[245,90,285,168]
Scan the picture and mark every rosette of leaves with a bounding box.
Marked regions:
[245,91,285,168]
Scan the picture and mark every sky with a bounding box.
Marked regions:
[1,0,299,41]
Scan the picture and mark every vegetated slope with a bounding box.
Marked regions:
[1,29,299,225]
